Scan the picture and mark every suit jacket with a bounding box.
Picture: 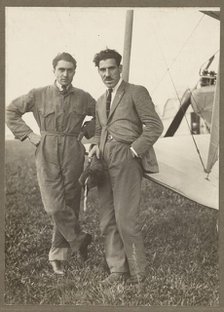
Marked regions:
[92,80,164,173]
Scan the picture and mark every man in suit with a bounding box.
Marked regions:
[89,49,163,285]
[6,52,95,275]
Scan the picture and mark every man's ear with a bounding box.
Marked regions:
[119,64,123,73]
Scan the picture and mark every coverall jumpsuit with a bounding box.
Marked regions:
[6,84,95,260]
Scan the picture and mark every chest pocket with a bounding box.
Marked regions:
[38,107,55,131]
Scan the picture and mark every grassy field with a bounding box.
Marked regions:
[4,139,219,306]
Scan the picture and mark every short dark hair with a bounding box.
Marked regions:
[52,52,77,69]
[93,49,122,67]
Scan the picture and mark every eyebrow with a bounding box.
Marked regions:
[58,67,74,71]
[99,65,116,70]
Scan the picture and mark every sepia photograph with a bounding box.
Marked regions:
[3,4,221,309]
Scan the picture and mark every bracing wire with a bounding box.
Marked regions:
[150,13,215,173]
[151,14,205,94]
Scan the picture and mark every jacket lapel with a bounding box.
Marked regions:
[108,81,126,121]
[96,92,107,123]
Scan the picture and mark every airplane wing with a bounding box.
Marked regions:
[146,134,219,210]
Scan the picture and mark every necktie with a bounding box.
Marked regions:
[106,88,113,118]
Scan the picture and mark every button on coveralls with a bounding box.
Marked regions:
[6,84,95,260]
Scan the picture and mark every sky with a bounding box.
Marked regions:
[5,7,220,138]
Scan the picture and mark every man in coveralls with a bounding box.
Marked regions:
[6,52,95,275]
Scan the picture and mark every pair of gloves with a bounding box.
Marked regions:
[79,154,105,190]
[78,153,105,211]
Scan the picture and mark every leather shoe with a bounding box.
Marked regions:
[50,260,65,275]
[79,233,92,261]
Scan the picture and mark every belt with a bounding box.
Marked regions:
[41,131,78,137]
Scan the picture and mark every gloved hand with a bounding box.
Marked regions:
[27,132,41,146]
[81,119,95,139]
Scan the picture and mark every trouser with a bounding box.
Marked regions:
[98,139,147,276]
[35,135,86,260]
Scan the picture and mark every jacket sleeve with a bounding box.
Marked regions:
[6,89,36,141]
[131,86,164,156]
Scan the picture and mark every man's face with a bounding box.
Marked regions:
[54,60,76,86]
[98,58,122,89]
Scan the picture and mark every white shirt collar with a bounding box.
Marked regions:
[55,80,70,91]
[111,78,123,94]
[108,78,123,107]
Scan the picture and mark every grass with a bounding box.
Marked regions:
[4,140,219,306]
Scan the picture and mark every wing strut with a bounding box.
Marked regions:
[122,10,134,82]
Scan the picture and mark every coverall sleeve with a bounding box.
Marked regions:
[6,89,35,141]
[131,86,164,156]
[86,93,96,117]
[81,93,96,139]
[89,108,101,145]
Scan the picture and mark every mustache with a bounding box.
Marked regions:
[105,78,112,81]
